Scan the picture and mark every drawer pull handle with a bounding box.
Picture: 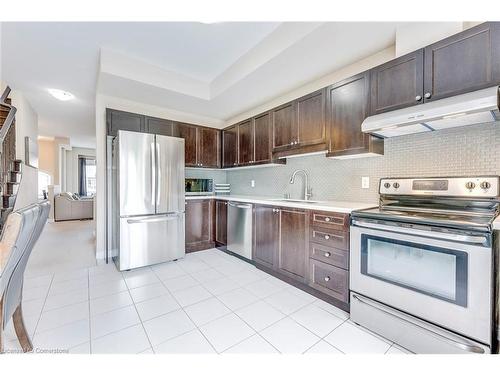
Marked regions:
[325,217,331,222]
[324,276,331,282]
[324,252,331,257]
[324,235,330,240]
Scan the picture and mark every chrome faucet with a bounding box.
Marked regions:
[289,170,312,201]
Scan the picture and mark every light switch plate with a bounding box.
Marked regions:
[362,177,370,189]
[251,180,255,188]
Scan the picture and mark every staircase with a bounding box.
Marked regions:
[0,86,21,231]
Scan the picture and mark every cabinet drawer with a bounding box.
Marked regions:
[309,259,348,303]
[310,211,349,231]
[310,226,349,250]
[309,242,348,270]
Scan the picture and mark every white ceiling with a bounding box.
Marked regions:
[1,22,402,148]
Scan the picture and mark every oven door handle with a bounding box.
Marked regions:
[351,294,486,354]
[351,220,488,245]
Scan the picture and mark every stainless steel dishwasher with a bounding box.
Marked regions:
[227,201,253,260]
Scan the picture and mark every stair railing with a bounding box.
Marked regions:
[0,86,16,145]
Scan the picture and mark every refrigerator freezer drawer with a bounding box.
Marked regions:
[115,213,185,271]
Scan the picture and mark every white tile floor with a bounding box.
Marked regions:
[3,221,410,354]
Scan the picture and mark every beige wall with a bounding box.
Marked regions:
[38,138,57,178]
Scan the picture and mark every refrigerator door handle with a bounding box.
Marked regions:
[127,213,182,224]
[150,142,156,209]
[156,141,161,207]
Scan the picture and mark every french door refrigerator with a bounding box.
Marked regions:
[112,130,185,271]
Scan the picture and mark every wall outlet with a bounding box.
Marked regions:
[251,180,255,188]
[361,177,370,189]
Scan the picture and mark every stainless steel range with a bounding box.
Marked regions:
[350,176,499,354]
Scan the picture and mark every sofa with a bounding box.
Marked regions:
[54,193,94,221]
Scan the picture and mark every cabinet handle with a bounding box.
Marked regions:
[324,276,331,282]
[324,252,331,258]
[424,92,431,99]
[324,235,330,240]
[415,95,422,101]
[324,217,331,222]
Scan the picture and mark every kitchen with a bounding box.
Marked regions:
[1,15,500,365]
[103,21,500,355]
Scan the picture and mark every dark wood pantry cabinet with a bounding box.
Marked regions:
[327,72,383,158]
[174,122,220,168]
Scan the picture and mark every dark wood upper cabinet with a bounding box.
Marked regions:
[238,119,254,165]
[222,125,238,168]
[327,72,383,158]
[215,200,227,245]
[423,22,500,102]
[198,127,220,168]
[370,49,424,115]
[253,205,279,269]
[145,116,173,136]
[185,199,213,253]
[271,101,296,151]
[174,122,198,167]
[296,89,326,147]
[253,112,272,163]
[278,208,308,282]
[106,109,145,136]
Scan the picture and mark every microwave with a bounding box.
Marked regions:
[185,178,213,195]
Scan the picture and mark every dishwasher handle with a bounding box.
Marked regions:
[228,202,252,209]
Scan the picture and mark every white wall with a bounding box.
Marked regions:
[11,90,39,163]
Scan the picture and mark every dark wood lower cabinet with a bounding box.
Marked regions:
[215,200,227,245]
[185,199,214,252]
[253,205,279,269]
[277,208,308,282]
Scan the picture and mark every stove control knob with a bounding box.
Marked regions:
[383,182,391,189]
[465,181,476,190]
[480,181,491,190]
[393,182,400,189]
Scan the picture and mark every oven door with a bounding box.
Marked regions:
[350,219,492,344]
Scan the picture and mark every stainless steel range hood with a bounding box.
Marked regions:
[362,86,500,138]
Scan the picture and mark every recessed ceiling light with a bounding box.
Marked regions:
[48,88,74,101]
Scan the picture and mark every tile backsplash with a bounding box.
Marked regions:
[226,122,500,203]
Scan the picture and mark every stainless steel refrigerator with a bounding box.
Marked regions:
[111,130,185,271]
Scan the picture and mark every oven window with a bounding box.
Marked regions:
[361,234,468,306]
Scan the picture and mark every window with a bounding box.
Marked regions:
[38,171,51,199]
[78,157,96,197]
[85,159,96,196]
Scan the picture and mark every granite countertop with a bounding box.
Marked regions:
[185,194,377,214]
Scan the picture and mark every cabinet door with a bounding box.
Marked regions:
[222,125,238,168]
[174,122,198,167]
[327,72,383,157]
[296,89,326,147]
[238,119,254,165]
[253,205,279,269]
[253,112,271,163]
[145,116,173,136]
[424,22,500,102]
[198,127,220,168]
[278,209,308,282]
[370,49,424,115]
[272,101,296,151]
[215,200,227,245]
[185,200,213,252]
[106,109,145,136]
